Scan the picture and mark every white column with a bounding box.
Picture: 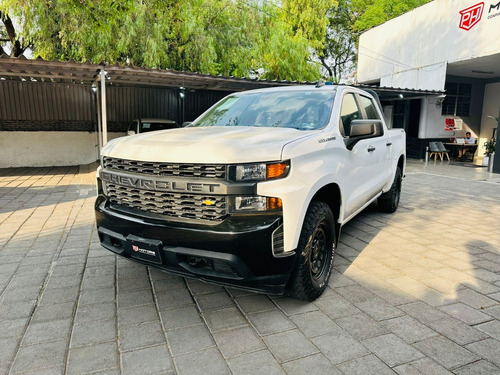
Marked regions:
[100,70,108,145]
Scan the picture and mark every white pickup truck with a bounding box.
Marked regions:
[95,84,405,300]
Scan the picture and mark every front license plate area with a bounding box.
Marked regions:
[126,235,163,265]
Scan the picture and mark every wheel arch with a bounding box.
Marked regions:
[309,183,342,245]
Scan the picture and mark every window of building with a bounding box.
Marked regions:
[441,82,471,117]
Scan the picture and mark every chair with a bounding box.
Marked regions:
[462,142,477,162]
[428,142,443,161]
[436,141,450,161]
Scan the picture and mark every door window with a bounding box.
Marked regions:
[339,93,362,137]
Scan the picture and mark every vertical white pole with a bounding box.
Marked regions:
[95,83,103,157]
[100,70,108,145]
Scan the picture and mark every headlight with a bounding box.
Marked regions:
[229,196,282,212]
[230,161,289,182]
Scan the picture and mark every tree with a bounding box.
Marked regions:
[0,0,331,81]
[0,10,30,56]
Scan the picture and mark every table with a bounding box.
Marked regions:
[444,143,477,160]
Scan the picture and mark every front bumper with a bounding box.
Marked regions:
[95,195,296,294]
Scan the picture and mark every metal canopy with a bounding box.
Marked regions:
[0,54,296,91]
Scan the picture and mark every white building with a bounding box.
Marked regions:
[357,0,500,160]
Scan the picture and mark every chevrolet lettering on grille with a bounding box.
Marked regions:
[100,170,223,194]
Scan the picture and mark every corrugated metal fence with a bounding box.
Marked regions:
[0,81,230,132]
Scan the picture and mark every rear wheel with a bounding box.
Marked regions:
[286,201,336,301]
[378,167,402,213]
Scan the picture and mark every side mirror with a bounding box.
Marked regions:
[344,120,383,150]
[127,130,136,136]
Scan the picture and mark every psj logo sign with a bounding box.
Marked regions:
[459,2,484,30]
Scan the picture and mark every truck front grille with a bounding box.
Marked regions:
[106,183,227,222]
[103,157,226,179]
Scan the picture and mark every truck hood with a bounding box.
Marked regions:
[102,126,314,163]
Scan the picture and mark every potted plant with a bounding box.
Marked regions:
[483,137,496,166]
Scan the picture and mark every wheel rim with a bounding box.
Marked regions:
[309,223,328,281]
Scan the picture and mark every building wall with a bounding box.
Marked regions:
[358,0,500,90]
[480,82,500,154]
[0,81,230,167]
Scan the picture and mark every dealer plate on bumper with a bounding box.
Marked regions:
[126,235,163,265]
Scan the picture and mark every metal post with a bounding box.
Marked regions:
[425,146,429,162]
[100,70,108,145]
[488,152,495,173]
[95,84,103,158]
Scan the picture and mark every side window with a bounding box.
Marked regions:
[339,93,362,137]
[359,96,381,120]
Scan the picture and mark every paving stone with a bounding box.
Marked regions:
[362,333,424,367]
[67,342,119,375]
[453,360,500,375]
[22,318,72,346]
[314,293,361,319]
[194,291,234,311]
[334,284,379,303]
[247,310,295,335]
[271,297,318,316]
[283,353,341,375]
[483,304,500,320]
[78,287,115,306]
[117,289,154,308]
[312,331,369,365]
[75,302,116,324]
[71,319,117,347]
[10,340,67,374]
[119,321,166,351]
[160,305,202,331]
[335,313,389,340]
[166,324,214,356]
[337,354,395,375]
[0,318,29,339]
[263,329,319,363]
[398,302,449,324]
[117,303,159,327]
[0,337,20,366]
[438,303,492,325]
[117,276,151,292]
[235,294,276,314]
[394,358,453,375]
[31,301,76,323]
[382,315,437,343]
[428,317,488,345]
[1,284,43,302]
[121,345,173,375]
[152,276,186,293]
[0,299,37,320]
[213,326,265,359]
[290,310,342,338]
[174,347,230,375]
[465,338,500,367]
[476,320,500,341]
[354,298,405,321]
[155,288,194,310]
[38,285,80,305]
[227,350,286,375]
[203,306,247,332]
[413,336,479,369]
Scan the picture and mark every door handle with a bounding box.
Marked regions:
[367,146,376,152]
[386,142,392,146]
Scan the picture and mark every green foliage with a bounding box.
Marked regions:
[0,0,330,81]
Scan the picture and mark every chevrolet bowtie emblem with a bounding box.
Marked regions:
[202,199,216,206]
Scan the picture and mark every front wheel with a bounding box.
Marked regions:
[286,201,336,301]
[378,167,402,213]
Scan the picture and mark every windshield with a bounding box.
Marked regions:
[192,90,335,130]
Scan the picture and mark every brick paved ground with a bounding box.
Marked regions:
[0,160,500,375]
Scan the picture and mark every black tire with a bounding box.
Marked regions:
[286,201,336,301]
[378,167,402,213]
